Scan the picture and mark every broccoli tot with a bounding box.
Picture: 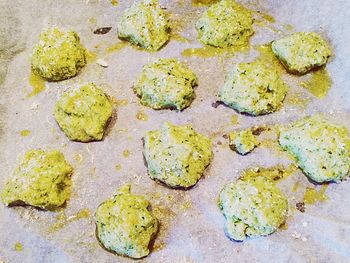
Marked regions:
[31,27,86,81]
[195,0,254,47]
[95,184,158,259]
[218,176,288,241]
[271,32,331,74]
[143,122,213,188]
[134,58,198,111]
[54,83,113,142]
[219,60,288,116]
[1,149,73,210]
[279,116,350,183]
[117,0,170,51]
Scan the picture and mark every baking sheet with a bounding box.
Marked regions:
[1,0,350,262]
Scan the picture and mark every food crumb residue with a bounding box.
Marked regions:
[136,110,149,121]
[115,164,122,171]
[85,50,98,63]
[299,67,332,98]
[28,72,45,97]
[182,44,249,58]
[123,150,130,158]
[49,209,91,232]
[292,181,300,192]
[192,0,219,6]
[254,11,276,27]
[285,92,311,110]
[241,164,297,182]
[105,42,128,54]
[171,33,191,43]
[303,185,328,205]
[283,24,294,32]
[74,153,83,164]
[279,222,288,230]
[20,129,31,137]
[111,0,118,6]
[230,114,238,125]
[14,242,23,252]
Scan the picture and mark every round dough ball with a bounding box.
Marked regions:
[271,32,332,74]
[195,0,254,47]
[95,184,158,259]
[54,83,113,142]
[117,0,170,51]
[218,176,288,241]
[134,58,198,111]
[143,122,213,188]
[1,149,73,210]
[279,115,350,183]
[219,60,288,116]
[31,27,86,81]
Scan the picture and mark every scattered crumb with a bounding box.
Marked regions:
[296,202,305,213]
[14,242,23,252]
[96,59,108,67]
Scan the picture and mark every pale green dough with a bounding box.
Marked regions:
[54,83,113,142]
[1,149,73,210]
[279,115,350,183]
[229,128,259,155]
[195,0,254,47]
[218,176,288,241]
[219,60,288,115]
[31,27,86,81]
[143,122,213,188]
[95,184,158,259]
[117,0,170,50]
[134,58,198,110]
[271,32,331,74]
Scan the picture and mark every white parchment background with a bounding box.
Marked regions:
[0,0,350,262]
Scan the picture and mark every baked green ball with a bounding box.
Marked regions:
[229,128,259,155]
[117,0,170,51]
[1,149,73,210]
[95,184,158,259]
[218,176,288,241]
[195,0,254,47]
[279,116,350,183]
[54,83,113,142]
[219,60,288,115]
[134,58,198,110]
[31,27,86,81]
[143,122,213,188]
[271,32,331,74]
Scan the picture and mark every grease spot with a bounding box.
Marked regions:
[303,185,328,205]
[300,68,332,98]
[28,72,45,97]
[20,129,30,137]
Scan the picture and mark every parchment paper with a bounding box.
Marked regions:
[1,0,350,262]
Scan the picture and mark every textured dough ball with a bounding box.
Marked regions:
[54,83,113,142]
[195,0,254,47]
[31,27,86,81]
[219,60,288,115]
[279,116,350,183]
[1,149,73,210]
[143,122,213,188]
[229,128,259,155]
[218,176,288,241]
[95,184,158,259]
[117,0,170,51]
[134,58,198,110]
[271,32,331,74]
